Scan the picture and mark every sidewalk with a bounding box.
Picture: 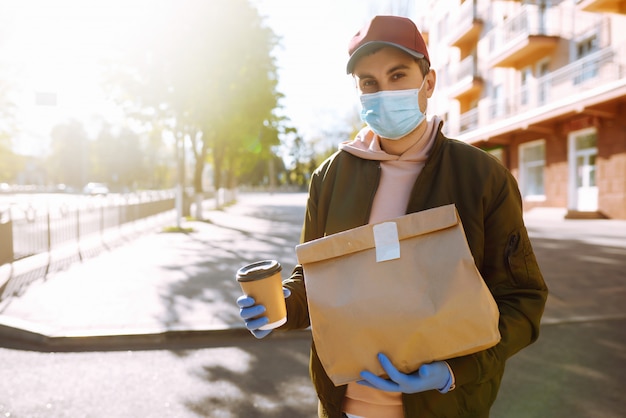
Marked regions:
[0,192,307,349]
[0,194,625,350]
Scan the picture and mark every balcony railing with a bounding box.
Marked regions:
[486,5,561,67]
[488,5,561,49]
[456,55,479,83]
[460,107,480,133]
[455,43,625,135]
[448,0,484,49]
[448,55,484,100]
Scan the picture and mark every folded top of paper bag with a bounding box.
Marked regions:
[295,204,459,265]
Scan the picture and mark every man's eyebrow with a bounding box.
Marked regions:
[355,64,412,80]
[387,64,411,74]
[354,71,374,80]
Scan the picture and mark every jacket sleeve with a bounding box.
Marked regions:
[446,168,548,387]
[279,164,326,330]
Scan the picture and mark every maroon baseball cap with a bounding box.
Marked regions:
[346,15,430,74]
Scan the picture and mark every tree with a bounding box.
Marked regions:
[46,120,90,188]
[105,0,281,208]
[0,78,19,182]
[92,124,146,190]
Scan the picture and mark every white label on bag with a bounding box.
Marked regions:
[373,222,400,262]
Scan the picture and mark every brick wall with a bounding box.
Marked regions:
[598,107,626,219]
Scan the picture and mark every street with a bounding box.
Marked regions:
[0,332,316,418]
[2,319,624,418]
[0,192,624,417]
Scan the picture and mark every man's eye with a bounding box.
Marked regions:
[391,73,405,80]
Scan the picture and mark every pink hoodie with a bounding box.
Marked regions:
[339,116,440,224]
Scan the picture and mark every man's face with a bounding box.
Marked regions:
[352,46,426,95]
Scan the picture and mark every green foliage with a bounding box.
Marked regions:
[0,145,20,182]
[161,225,195,234]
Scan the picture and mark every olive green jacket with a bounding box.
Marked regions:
[282,125,548,417]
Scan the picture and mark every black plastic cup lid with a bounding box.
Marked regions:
[236,260,282,282]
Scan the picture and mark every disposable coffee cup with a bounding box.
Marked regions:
[236,260,287,330]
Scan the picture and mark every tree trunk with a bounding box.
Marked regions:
[213,150,223,208]
[192,133,207,218]
[192,152,204,219]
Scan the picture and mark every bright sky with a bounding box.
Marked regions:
[0,0,152,154]
[0,0,399,156]
[252,0,376,142]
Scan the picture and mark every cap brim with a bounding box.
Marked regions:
[346,41,425,74]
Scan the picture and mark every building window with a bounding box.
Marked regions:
[520,66,531,106]
[577,35,598,58]
[519,140,546,200]
[568,129,598,211]
[537,60,550,105]
[574,133,597,188]
[491,84,505,119]
[575,34,599,84]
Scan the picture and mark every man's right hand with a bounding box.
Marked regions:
[236,288,290,339]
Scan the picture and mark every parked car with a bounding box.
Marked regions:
[83,182,109,196]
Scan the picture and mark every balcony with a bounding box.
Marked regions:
[459,108,479,134]
[455,43,626,142]
[448,55,484,100]
[449,0,484,51]
[578,0,626,14]
[487,6,561,69]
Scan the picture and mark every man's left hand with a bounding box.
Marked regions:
[358,353,452,394]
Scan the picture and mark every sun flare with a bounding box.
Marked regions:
[0,0,163,152]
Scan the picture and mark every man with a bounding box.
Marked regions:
[237,15,548,418]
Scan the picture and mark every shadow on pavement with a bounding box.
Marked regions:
[493,318,625,418]
[153,197,305,334]
[492,230,626,418]
[528,236,626,322]
[180,332,317,418]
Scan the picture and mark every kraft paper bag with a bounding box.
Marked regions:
[295,204,501,386]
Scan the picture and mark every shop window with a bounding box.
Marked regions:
[519,140,545,200]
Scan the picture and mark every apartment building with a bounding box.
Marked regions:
[424,0,626,219]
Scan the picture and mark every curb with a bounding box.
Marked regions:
[0,316,311,352]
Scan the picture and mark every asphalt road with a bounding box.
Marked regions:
[0,332,317,418]
[2,318,624,418]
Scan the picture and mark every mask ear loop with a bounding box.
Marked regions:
[417,76,428,115]
[418,76,428,91]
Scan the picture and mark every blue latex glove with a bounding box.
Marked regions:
[236,287,291,339]
[358,353,453,394]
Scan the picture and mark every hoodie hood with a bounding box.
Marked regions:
[339,116,441,162]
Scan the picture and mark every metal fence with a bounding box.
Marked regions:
[0,191,177,303]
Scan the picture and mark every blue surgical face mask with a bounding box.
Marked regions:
[359,79,427,140]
